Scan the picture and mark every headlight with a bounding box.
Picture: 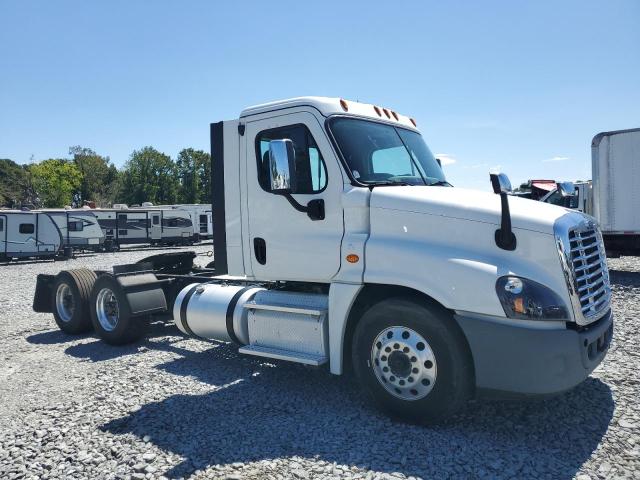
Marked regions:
[495,276,570,321]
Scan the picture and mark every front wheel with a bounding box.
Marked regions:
[352,297,473,424]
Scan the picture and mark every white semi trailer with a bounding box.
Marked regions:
[33,97,613,423]
[541,128,640,257]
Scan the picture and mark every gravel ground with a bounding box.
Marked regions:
[0,246,639,480]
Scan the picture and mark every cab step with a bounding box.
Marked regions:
[238,344,327,365]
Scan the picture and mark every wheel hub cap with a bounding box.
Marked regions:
[371,326,437,401]
[55,283,74,322]
[96,288,120,332]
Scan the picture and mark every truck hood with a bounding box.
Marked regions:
[370,186,569,235]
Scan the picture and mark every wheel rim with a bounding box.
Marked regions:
[370,326,437,401]
[96,287,120,332]
[55,283,75,322]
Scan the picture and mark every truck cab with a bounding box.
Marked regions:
[36,97,614,423]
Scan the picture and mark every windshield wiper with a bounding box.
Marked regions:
[428,180,453,187]
[367,180,414,186]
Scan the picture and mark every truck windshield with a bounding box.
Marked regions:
[328,117,448,186]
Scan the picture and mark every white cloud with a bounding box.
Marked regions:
[543,156,570,163]
[489,165,502,174]
[435,153,457,166]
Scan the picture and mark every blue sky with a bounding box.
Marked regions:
[1,0,638,190]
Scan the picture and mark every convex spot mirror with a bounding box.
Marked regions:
[557,181,576,197]
[490,173,512,194]
[268,139,297,193]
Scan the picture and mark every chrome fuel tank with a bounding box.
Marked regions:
[173,283,265,344]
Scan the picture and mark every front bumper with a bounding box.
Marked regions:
[455,310,613,396]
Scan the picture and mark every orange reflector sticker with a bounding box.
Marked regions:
[346,254,359,263]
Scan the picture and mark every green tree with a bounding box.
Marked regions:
[69,146,120,207]
[0,159,30,207]
[120,147,178,205]
[176,148,211,203]
[29,159,82,207]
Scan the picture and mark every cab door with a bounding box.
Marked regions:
[244,111,345,282]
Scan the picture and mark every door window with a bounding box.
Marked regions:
[19,223,35,234]
[152,215,160,225]
[255,124,327,194]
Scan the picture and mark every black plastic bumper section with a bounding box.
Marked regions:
[455,310,613,396]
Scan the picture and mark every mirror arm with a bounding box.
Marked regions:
[495,192,517,251]
[281,193,325,221]
[282,192,308,213]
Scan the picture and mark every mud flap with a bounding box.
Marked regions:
[33,274,55,313]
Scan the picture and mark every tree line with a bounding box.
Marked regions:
[0,146,211,209]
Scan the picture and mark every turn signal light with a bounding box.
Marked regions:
[346,254,359,263]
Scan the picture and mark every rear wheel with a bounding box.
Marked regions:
[352,297,473,424]
[51,269,97,334]
[90,275,145,345]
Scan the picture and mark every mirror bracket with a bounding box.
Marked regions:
[282,193,325,221]
[490,173,517,251]
[494,192,517,250]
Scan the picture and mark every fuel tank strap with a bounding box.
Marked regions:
[226,286,255,345]
[179,284,200,337]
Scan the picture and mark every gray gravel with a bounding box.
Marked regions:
[0,247,639,480]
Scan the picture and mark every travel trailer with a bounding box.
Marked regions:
[34,97,612,423]
[135,203,213,239]
[35,209,104,250]
[1,210,62,260]
[91,207,197,250]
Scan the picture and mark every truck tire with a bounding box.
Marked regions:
[51,269,97,334]
[89,274,145,345]
[352,297,473,424]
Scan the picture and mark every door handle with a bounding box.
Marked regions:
[254,237,266,265]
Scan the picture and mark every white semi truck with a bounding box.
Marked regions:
[541,128,640,257]
[33,97,613,423]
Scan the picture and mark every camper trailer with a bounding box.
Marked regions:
[0,210,62,261]
[135,203,213,239]
[35,209,104,250]
[91,207,196,250]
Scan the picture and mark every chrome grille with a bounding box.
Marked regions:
[568,225,611,320]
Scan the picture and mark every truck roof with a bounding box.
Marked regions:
[240,96,418,130]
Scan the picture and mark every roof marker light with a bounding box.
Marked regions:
[391,111,399,121]
[383,108,391,119]
[410,118,417,127]
[340,99,349,111]
[374,106,382,116]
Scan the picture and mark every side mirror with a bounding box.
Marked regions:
[268,139,296,193]
[557,181,576,197]
[489,173,516,251]
[490,173,512,194]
